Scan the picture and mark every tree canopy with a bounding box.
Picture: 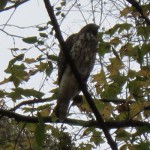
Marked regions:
[0,0,150,150]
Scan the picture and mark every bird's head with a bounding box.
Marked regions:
[79,23,99,37]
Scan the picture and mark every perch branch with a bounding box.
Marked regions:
[0,108,150,129]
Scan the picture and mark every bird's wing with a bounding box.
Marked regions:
[57,33,77,84]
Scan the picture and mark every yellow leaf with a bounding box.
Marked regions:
[107,58,124,76]
[110,37,120,44]
[92,70,106,84]
[39,108,50,117]
[101,104,113,120]
[130,102,143,119]
[143,102,150,118]
[92,70,108,95]
[137,67,150,78]
[78,97,91,113]
[120,7,131,17]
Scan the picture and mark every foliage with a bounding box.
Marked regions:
[0,0,150,150]
[0,116,76,150]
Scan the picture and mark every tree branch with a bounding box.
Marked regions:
[43,0,118,149]
[9,97,150,112]
[0,108,150,129]
[10,97,51,111]
[0,0,30,12]
[126,0,150,26]
[10,98,127,112]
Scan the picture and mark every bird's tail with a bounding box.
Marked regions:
[54,98,70,121]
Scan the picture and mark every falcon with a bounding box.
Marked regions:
[54,23,99,120]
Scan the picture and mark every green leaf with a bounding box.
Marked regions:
[9,48,19,51]
[100,73,126,99]
[9,54,24,65]
[61,1,66,6]
[137,26,150,40]
[81,127,95,138]
[120,6,131,17]
[133,141,150,150]
[110,37,121,45]
[56,11,61,16]
[47,54,58,62]
[105,24,119,36]
[133,126,150,138]
[118,23,132,33]
[137,48,143,65]
[92,70,108,94]
[38,40,44,45]
[98,41,111,56]
[128,79,144,97]
[36,62,48,72]
[116,129,131,141]
[90,131,104,146]
[49,88,59,100]
[130,102,143,118]
[38,26,48,31]
[5,64,28,87]
[107,58,124,76]
[18,88,44,98]
[141,43,150,55]
[7,89,22,101]
[112,47,121,61]
[35,113,45,149]
[120,144,127,150]
[39,33,48,38]
[78,143,94,150]
[23,104,51,113]
[51,127,60,138]
[55,7,61,10]
[128,69,136,78]
[101,83,121,99]
[0,77,11,85]
[0,90,5,98]
[101,104,113,120]
[78,96,92,113]
[92,70,107,85]
[22,36,38,44]
[24,58,36,64]
[8,88,44,100]
[46,61,53,76]
[105,23,132,36]
[61,13,65,17]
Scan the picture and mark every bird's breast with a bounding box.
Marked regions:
[70,32,98,77]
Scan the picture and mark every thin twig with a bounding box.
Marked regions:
[13,123,27,150]
[0,28,23,38]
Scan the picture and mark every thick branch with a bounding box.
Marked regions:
[43,1,118,149]
[0,109,150,129]
[126,0,150,26]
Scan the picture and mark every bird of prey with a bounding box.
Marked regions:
[54,23,99,121]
